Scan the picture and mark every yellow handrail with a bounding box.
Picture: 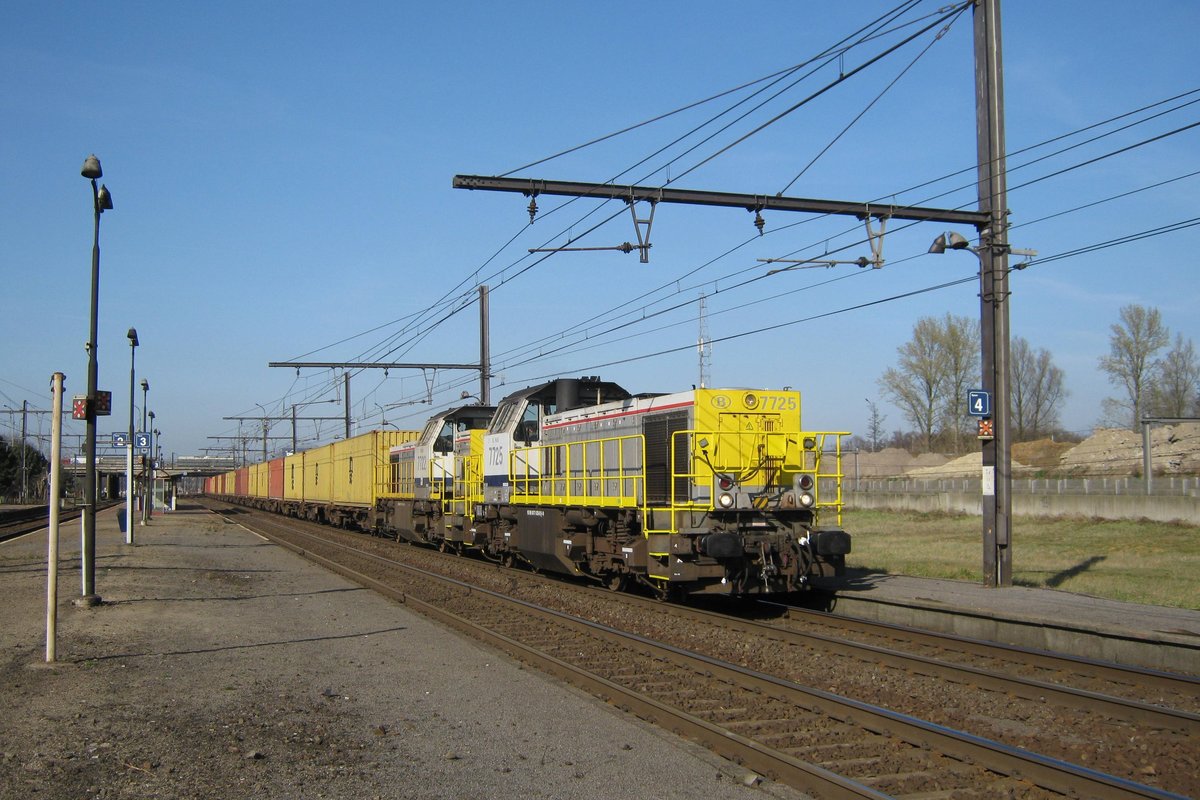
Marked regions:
[505,428,847,533]
[510,434,645,508]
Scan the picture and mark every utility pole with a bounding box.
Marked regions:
[5,404,73,503]
[343,373,351,439]
[1140,416,1200,495]
[975,0,1012,587]
[479,285,491,404]
[20,400,28,503]
[452,2,1014,588]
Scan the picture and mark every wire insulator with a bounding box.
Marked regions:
[527,197,538,223]
[754,210,765,236]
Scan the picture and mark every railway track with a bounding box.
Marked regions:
[0,504,99,543]
[756,600,1200,712]
[207,502,1196,798]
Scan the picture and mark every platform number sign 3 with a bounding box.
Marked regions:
[967,390,991,418]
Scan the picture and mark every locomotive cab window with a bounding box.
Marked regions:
[489,401,519,434]
[434,420,454,453]
[516,402,540,443]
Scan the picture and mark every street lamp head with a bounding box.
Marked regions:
[929,231,971,254]
[141,378,149,392]
[148,410,155,422]
[81,154,102,180]
[128,328,139,347]
[96,184,113,211]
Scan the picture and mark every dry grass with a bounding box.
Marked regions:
[842,509,1200,609]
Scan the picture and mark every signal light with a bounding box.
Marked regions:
[718,475,734,491]
[797,474,814,491]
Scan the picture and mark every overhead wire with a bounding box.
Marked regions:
[777,10,955,195]
[499,0,928,178]
[476,148,1200,401]
[258,1,958,414]
[489,125,1200,382]
[241,6,1196,437]
[293,0,956,379]
[351,149,1200,426]
[506,211,1200,387]
[482,5,969,369]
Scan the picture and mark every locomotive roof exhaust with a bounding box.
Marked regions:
[556,378,580,413]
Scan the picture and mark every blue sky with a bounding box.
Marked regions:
[2,1,1197,462]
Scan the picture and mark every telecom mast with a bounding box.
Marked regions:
[697,294,712,388]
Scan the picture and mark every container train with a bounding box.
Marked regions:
[207,376,851,599]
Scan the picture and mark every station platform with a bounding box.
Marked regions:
[830,571,1200,675]
[0,504,804,800]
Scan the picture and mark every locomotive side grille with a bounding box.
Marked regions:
[645,411,690,504]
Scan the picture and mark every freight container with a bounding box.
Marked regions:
[268,457,284,500]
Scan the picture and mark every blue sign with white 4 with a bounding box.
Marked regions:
[967,390,991,417]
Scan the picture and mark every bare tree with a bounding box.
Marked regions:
[878,314,977,452]
[935,313,980,452]
[864,398,887,452]
[1010,336,1067,440]
[1147,334,1199,417]
[1098,304,1169,429]
[879,317,946,452]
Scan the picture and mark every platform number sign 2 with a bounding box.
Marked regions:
[967,390,991,418]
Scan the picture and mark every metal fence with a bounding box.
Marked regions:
[852,476,1200,498]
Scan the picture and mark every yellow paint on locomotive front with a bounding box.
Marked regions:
[691,388,805,484]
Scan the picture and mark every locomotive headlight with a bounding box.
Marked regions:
[742,392,759,409]
[797,474,814,491]
[717,474,734,491]
[798,492,815,508]
[717,492,735,509]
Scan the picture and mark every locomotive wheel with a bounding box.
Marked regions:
[605,572,629,593]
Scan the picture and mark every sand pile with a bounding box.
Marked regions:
[851,423,1199,479]
[853,447,946,478]
[904,450,1032,479]
[1058,423,1200,476]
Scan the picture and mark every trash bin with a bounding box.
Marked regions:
[117,508,127,533]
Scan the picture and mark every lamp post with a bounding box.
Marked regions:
[125,328,138,544]
[140,379,150,525]
[146,410,156,521]
[80,154,112,603]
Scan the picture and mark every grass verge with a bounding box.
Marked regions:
[841,509,1200,610]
